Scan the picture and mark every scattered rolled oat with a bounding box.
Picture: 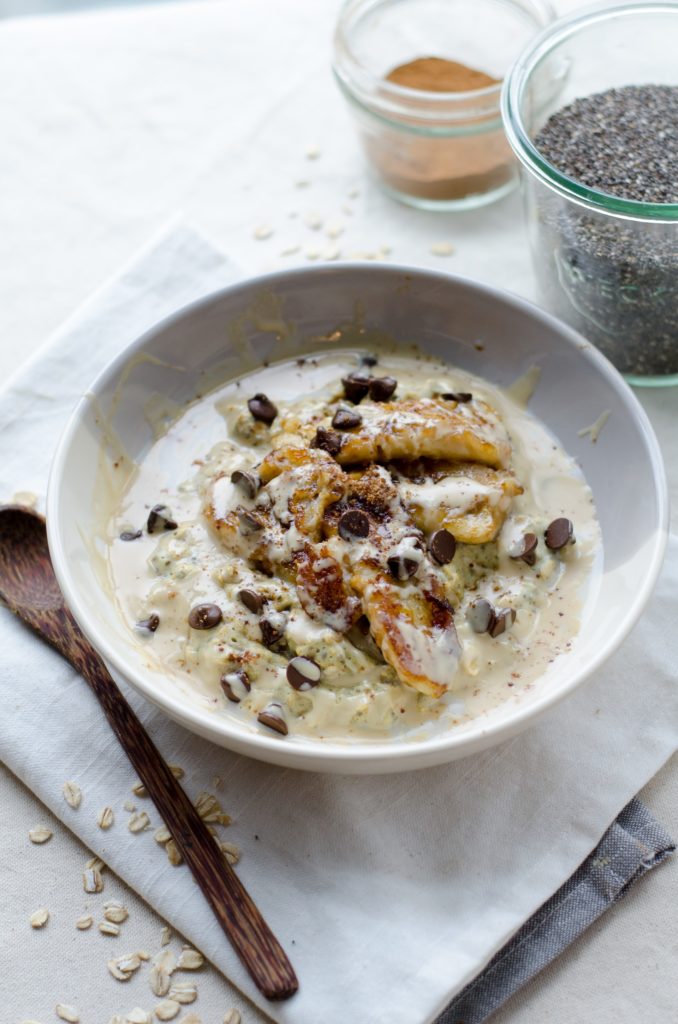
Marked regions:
[83,866,104,894]
[194,792,231,826]
[56,1006,80,1023]
[165,839,183,866]
[154,826,172,845]
[97,806,115,830]
[149,950,176,997]
[168,764,185,781]
[104,900,129,924]
[429,241,455,257]
[125,1010,151,1024]
[325,221,345,239]
[128,811,151,834]
[220,842,240,866]
[176,947,204,971]
[76,914,93,930]
[62,781,82,809]
[253,225,274,241]
[28,826,52,844]
[123,800,137,813]
[294,179,310,188]
[212,775,223,790]
[177,1015,202,1024]
[160,926,172,947]
[85,855,105,870]
[155,1001,181,1022]
[99,921,121,937]
[108,952,143,981]
[223,1011,241,1024]
[305,142,321,159]
[108,1018,125,1024]
[347,185,360,198]
[168,983,197,1005]
[29,907,49,928]
[305,246,321,261]
[280,244,301,257]
[304,212,323,231]
[321,245,340,262]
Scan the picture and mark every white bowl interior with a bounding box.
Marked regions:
[47,265,667,773]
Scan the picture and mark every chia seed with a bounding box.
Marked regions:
[532,84,678,377]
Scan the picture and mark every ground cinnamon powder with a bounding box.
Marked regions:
[368,56,514,204]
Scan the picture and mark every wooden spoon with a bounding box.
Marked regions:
[0,504,298,1001]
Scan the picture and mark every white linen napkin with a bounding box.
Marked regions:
[0,224,676,1024]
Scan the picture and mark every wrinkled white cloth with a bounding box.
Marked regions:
[0,224,676,1024]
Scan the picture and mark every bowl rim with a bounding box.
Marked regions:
[46,263,669,769]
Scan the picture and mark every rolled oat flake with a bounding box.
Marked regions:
[257,701,288,735]
[545,517,575,551]
[247,393,278,424]
[287,656,321,691]
[187,603,223,629]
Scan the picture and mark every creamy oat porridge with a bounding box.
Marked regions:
[106,349,600,741]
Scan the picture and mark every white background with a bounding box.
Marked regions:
[0,1,676,1022]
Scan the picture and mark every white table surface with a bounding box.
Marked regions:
[0,2,675,1022]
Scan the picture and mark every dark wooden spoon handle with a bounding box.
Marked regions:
[17,600,298,1000]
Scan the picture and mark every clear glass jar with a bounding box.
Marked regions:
[502,2,678,386]
[332,0,554,211]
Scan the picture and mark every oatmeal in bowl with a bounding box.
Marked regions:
[108,350,599,742]
[47,265,666,772]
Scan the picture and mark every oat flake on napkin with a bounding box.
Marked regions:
[0,224,676,1024]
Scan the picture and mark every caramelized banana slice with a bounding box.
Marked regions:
[258,446,347,540]
[317,398,511,468]
[393,460,523,544]
[350,566,460,698]
[296,543,361,633]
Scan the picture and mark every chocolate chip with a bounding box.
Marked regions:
[120,529,142,542]
[135,614,160,635]
[510,532,538,566]
[188,603,223,630]
[237,507,264,535]
[341,373,370,403]
[387,554,419,581]
[361,354,378,367]
[260,618,284,647]
[247,393,278,425]
[286,656,321,691]
[467,599,494,634]
[257,702,288,735]
[311,426,343,457]
[441,392,473,403]
[429,529,456,565]
[230,469,260,499]
[220,669,251,703]
[331,408,362,430]
[357,614,371,635]
[489,607,516,638]
[368,376,397,402]
[545,517,575,551]
[338,508,370,540]
[238,588,266,614]
[146,504,178,533]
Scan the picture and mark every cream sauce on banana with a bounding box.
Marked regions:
[105,351,600,742]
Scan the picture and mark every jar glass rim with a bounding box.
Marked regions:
[333,0,555,120]
[501,0,678,222]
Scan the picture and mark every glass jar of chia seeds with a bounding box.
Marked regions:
[502,2,678,386]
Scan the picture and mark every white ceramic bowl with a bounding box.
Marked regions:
[47,265,668,773]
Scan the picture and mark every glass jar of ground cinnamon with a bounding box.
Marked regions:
[333,0,553,210]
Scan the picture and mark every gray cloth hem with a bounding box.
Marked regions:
[435,798,675,1024]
